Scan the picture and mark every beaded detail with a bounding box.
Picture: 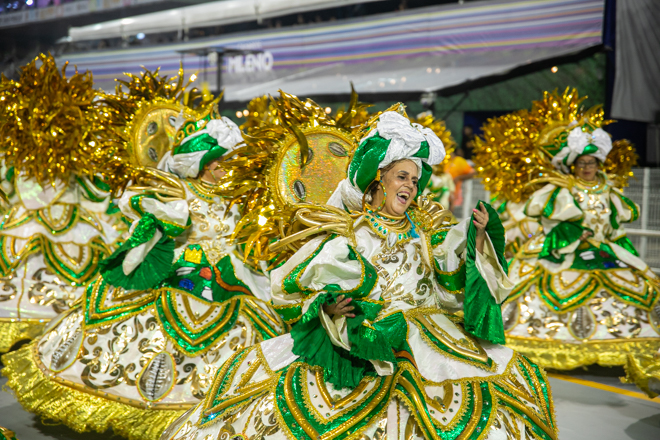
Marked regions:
[364,208,414,247]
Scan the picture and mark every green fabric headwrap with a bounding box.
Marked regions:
[173,133,228,173]
[348,133,433,199]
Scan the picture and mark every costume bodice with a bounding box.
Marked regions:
[180,181,240,264]
[570,178,612,242]
[354,227,441,316]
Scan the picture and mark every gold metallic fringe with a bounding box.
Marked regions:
[0,54,115,187]
[622,352,660,398]
[0,320,45,354]
[1,345,185,440]
[506,335,660,372]
[0,426,17,440]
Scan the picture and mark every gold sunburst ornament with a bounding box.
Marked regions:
[0,53,118,187]
[98,66,209,192]
[215,88,371,266]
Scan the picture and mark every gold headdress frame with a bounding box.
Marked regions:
[99,65,212,194]
[473,88,638,204]
[214,87,371,267]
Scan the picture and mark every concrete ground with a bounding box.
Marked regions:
[0,366,658,439]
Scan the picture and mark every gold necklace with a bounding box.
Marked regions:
[186,179,218,202]
[574,174,607,195]
[364,207,414,247]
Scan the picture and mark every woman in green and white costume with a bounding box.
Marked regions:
[2,107,286,440]
[161,110,558,440]
[505,123,660,373]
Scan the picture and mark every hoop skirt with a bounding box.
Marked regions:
[0,173,121,352]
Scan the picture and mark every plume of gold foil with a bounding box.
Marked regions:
[216,89,373,267]
[98,66,202,192]
[604,139,638,188]
[240,95,279,135]
[412,112,457,167]
[332,83,373,137]
[0,54,116,186]
[473,88,635,203]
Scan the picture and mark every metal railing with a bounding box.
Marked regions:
[460,167,660,270]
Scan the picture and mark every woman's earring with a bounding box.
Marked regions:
[376,181,387,212]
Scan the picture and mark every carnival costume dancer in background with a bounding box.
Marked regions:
[0,55,125,353]
[161,108,558,440]
[474,89,660,396]
[1,106,286,440]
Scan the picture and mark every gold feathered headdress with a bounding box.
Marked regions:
[473,88,637,204]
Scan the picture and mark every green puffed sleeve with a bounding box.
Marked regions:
[269,233,393,389]
[464,201,509,344]
[525,184,585,263]
[99,190,192,290]
[430,201,512,344]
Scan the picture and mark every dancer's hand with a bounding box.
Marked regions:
[473,202,488,253]
[472,202,489,235]
[323,295,355,318]
[579,230,593,241]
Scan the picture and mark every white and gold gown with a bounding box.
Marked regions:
[0,170,121,353]
[505,173,660,372]
[2,176,286,440]
[161,203,558,440]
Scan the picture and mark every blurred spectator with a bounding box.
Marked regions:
[461,125,475,159]
[445,147,476,210]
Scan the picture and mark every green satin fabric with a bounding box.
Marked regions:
[289,292,393,389]
[613,236,640,257]
[99,213,175,291]
[463,201,507,345]
[538,221,583,264]
[129,194,191,238]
